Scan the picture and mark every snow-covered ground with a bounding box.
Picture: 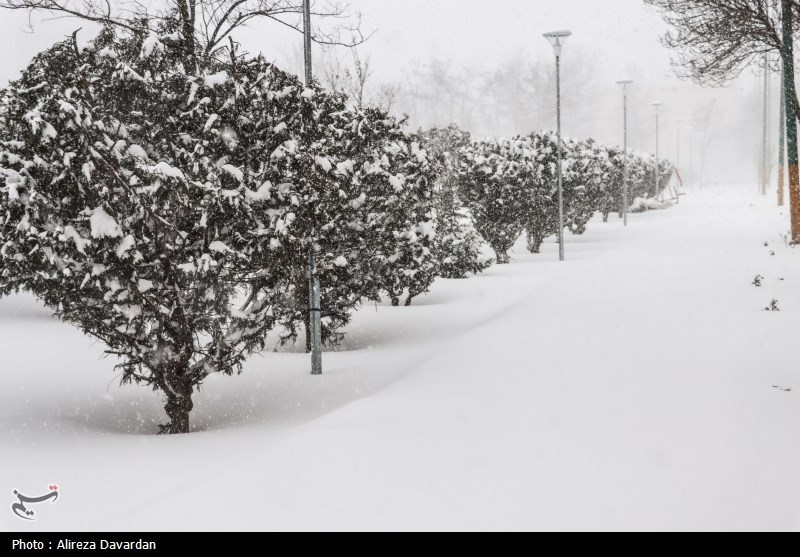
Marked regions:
[2,183,799,531]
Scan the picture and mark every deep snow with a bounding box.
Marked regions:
[2,184,799,531]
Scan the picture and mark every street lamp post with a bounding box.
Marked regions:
[543,30,572,262]
[303,0,322,376]
[616,79,634,226]
[652,101,663,200]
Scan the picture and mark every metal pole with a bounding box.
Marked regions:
[556,54,565,262]
[761,54,770,195]
[623,88,629,227]
[303,0,322,375]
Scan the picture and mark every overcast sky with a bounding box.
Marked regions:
[0,0,774,185]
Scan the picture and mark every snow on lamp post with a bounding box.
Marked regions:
[616,79,634,227]
[543,30,571,262]
[303,0,322,375]
[652,101,663,200]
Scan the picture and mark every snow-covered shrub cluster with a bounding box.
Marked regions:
[457,132,674,263]
[0,24,672,434]
[420,125,492,278]
[0,27,436,432]
[455,136,534,264]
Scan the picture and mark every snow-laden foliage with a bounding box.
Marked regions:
[514,132,562,255]
[605,150,675,217]
[421,124,491,280]
[0,26,436,432]
[259,101,437,328]
[0,29,278,433]
[563,139,610,235]
[456,132,673,262]
[457,137,535,264]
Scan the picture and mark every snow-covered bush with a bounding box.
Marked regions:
[596,147,674,220]
[421,125,491,279]
[0,25,438,431]
[456,132,673,259]
[564,139,611,235]
[0,28,292,433]
[253,96,437,336]
[512,132,560,254]
[657,159,675,197]
[457,137,533,264]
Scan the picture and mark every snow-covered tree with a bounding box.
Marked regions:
[457,137,533,263]
[596,147,674,218]
[598,145,626,222]
[0,28,303,433]
[514,132,559,254]
[565,139,611,234]
[421,124,491,279]
[456,131,673,261]
[259,100,438,331]
[0,24,442,436]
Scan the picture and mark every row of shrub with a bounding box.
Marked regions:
[425,125,674,265]
[0,26,672,432]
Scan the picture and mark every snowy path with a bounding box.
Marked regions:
[2,184,800,531]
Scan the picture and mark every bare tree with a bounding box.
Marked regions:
[0,0,365,58]
[647,0,800,239]
[646,1,798,109]
[318,46,400,112]
[348,47,370,107]
[374,82,400,112]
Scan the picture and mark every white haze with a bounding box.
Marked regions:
[0,0,777,186]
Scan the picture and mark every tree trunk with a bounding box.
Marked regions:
[494,249,511,264]
[782,0,800,242]
[526,233,543,254]
[162,375,194,435]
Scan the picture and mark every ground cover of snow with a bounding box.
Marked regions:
[2,184,799,531]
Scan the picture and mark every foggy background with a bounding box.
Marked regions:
[0,0,778,187]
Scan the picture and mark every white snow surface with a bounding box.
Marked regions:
[2,185,800,531]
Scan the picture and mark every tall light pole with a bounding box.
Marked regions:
[778,61,787,207]
[616,79,634,227]
[303,0,322,376]
[544,30,571,262]
[760,54,771,196]
[651,101,663,199]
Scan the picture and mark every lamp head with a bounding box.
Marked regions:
[616,79,634,90]
[543,30,572,56]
